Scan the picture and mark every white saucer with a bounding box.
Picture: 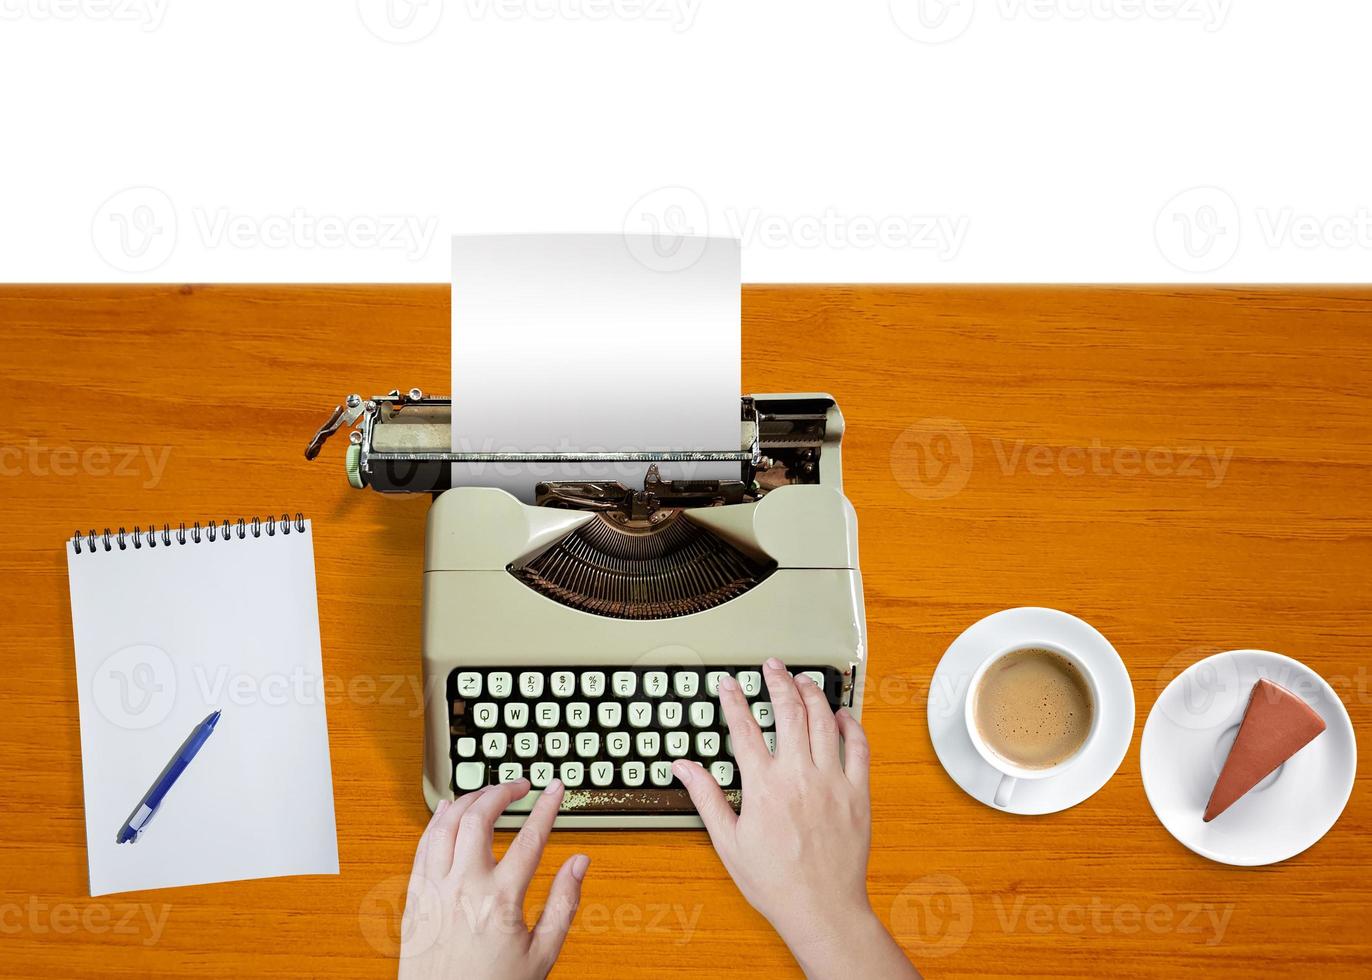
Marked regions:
[1141,650,1356,866]
[927,607,1135,815]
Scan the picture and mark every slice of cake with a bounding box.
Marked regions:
[1204,679,1326,822]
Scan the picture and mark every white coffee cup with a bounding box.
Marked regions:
[964,640,1102,807]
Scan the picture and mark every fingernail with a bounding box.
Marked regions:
[720,673,738,692]
[672,760,693,784]
[795,672,814,686]
[549,778,564,793]
[766,657,784,670]
[437,799,450,814]
[571,854,590,881]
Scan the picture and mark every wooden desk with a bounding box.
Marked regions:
[2,285,1369,978]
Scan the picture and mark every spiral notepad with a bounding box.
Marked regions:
[66,514,339,896]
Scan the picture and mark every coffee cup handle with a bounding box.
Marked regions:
[994,774,1017,807]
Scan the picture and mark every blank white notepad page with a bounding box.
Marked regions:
[66,521,339,896]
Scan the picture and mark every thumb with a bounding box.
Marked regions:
[673,760,738,848]
[531,853,589,969]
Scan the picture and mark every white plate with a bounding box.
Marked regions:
[927,607,1135,815]
[1141,650,1356,866]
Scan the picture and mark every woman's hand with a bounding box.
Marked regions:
[398,779,589,980]
[673,659,918,979]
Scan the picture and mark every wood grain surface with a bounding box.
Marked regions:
[1,285,1368,979]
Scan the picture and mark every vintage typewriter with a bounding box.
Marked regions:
[308,389,866,827]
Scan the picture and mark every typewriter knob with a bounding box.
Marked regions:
[345,444,365,489]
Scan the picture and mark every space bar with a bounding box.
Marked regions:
[504,787,742,815]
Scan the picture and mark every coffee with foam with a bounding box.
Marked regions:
[973,647,1094,770]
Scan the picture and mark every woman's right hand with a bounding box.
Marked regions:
[672,659,919,979]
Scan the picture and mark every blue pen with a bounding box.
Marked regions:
[116,710,221,844]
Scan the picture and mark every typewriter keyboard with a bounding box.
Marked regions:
[447,665,846,815]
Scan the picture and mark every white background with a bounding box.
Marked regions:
[1,0,1369,282]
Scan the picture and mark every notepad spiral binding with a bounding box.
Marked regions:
[71,514,307,555]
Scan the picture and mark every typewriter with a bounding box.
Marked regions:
[308,389,866,827]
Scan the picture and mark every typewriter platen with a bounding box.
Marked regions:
[308,390,866,827]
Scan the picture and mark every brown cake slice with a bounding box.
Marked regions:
[1204,679,1326,822]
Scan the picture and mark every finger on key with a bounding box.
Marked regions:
[835,707,871,794]
[498,779,564,895]
[795,672,841,770]
[763,658,811,765]
[717,672,768,774]
[423,787,490,881]
[452,778,532,875]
